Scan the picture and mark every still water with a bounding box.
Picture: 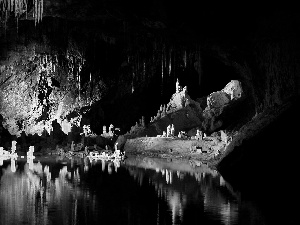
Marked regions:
[0,155,294,225]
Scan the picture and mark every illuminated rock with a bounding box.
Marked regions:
[11,140,17,154]
[108,124,114,136]
[27,146,35,159]
[207,91,231,109]
[222,80,243,100]
[171,124,175,136]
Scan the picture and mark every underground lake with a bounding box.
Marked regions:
[0,153,298,225]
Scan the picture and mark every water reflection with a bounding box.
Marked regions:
[0,155,266,225]
[0,157,96,225]
[124,157,239,225]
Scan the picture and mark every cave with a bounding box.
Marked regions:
[0,1,300,224]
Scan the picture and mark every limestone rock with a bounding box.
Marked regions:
[222,80,243,100]
[167,88,189,111]
[167,87,202,113]
[207,91,231,109]
[115,135,128,150]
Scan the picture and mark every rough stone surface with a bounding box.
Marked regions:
[166,87,202,112]
[207,91,231,109]
[222,80,243,100]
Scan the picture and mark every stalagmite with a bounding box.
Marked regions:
[183,50,187,68]
[166,169,169,183]
[11,158,16,173]
[34,0,37,26]
[169,171,172,184]
[169,50,172,75]
[132,72,135,93]
[161,52,164,95]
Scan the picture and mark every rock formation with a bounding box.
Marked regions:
[121,79,245,147]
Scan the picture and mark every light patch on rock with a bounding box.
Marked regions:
[222,80,243,100]
[207,91,230,108]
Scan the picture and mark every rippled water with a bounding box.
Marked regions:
[0,155,293,225]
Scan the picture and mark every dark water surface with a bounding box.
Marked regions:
[0,155,295,225]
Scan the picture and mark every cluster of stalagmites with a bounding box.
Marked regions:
[116,79,243,158]
[127,79,242,138]
[0,140,36,166]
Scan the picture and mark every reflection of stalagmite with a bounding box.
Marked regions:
[74,168,80,184]
[84,157,89,172]
[27,157,34,171]
[167,191,183,225]
[166,169,169,184]
[33,161,43,174]
[220,176,225,186]
[101,159,105,172]
[0,159,93,225]
[71,157,74,168]
[169,171,173,184]
[11,158,16,173]
[108,163,112,174]
[113,160,120,172]
[44,165,51,182]
[59,166,68,179]
[220,202,238,225]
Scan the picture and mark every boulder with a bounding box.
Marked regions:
[222,80,243,100]
[207,91,231,109]
[115,135,129,150]
[167,87,191,112]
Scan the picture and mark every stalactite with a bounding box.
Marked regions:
[78,71,81,101]
[29,0,43,26]
[143,62,146,80]
[184,50,187,68]
[37,0,40,23]
[161,51,164,96]
[161,52,164,79]
[39,0,42,22]
[164,48,167,75]
[6,0,9,11]
[25,0,27,19]
[39,0,41,23]
[169,48,172,75]
[34,0,37,26]
[173,50,176,82]
[132,72,135,93]
[41,0,43,21]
